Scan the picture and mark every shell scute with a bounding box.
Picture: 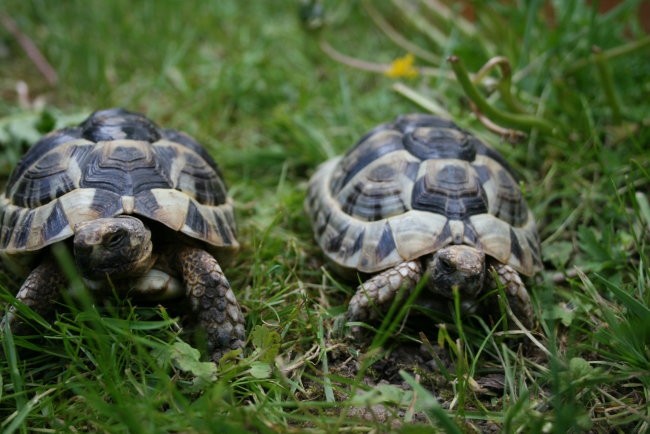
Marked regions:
[410,160,488,219]
[0,109,238,260]
[306,114,542,276]
[9,140,91,208]
[336,151,418,221]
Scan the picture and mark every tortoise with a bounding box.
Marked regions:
[0,108,245,362]
[305,114,542,329]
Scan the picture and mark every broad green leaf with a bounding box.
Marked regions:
[249,361,272,379]
[545,302,576,326]
[250,325,281,363]
[156,341,217,388]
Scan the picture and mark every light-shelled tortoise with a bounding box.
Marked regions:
[306,114,542,329]
[0,108,245,362]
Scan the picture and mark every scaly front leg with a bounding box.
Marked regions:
[489,262,535,329]
[347,260,422,322]
[1,258,66,335]
[177,246,245,362]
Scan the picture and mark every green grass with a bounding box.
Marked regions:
[1,0,649,432]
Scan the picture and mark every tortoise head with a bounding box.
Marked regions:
[424,245,486,305]
[73,216,155,280]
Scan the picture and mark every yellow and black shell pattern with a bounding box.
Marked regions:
[0,108,238,263]
[306,114,542,276]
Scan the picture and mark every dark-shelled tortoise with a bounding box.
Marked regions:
[0,108,245,362]
[305,114,542,329]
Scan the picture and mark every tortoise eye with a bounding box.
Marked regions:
[106,230,126,248]
[439,257,455,274]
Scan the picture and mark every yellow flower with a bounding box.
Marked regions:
[385,53,418,79]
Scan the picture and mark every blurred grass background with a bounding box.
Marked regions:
[1,1,649,432]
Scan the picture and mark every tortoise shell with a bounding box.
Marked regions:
[0,108,237,264]
[306,114,542,276]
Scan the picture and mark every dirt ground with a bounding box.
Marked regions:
[294,316,547,432]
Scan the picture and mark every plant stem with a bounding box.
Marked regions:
[448,55,557,136]
[475,56,527,114]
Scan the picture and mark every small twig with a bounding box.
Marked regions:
[279,343,320,374]
[279,342,345,375]
[1,14,58,86]
[469,101,526,142]
[597,387,650,423]
[319,39,388,74]
[320,39,450,78]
